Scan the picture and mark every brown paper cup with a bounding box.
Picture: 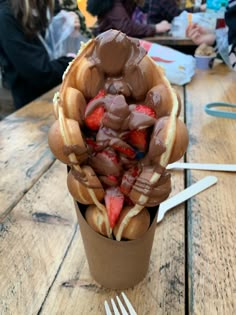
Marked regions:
[74,202,157,289]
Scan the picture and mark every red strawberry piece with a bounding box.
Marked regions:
[84,106,105,131]
[90,148,121,177]
[85,138,100,151]
[84,90,106,130]
[86,89,106,109]
[129,104,157,130]
[135,105,157,118]
[111,139,136,158]
[85,137,105,152]
[128,129,148,152]
[92,89,106,100]
[105,187,124,228]
[99,175,120,187]
[120,166,140,195]
[112,145,136,158]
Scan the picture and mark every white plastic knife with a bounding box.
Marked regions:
[167,162,236,172]
[157,176,218,223]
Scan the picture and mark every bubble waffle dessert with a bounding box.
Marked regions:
[48,29,189,241]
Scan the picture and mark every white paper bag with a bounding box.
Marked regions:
[140,40,196,85]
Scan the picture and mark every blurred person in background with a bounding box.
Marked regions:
[86,0,171,38]
[145,0,206,24]
[58,0,93,38]
[0,0,77,109]
[186,0,236,70]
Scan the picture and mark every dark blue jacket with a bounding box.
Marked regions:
[0,0,72,109]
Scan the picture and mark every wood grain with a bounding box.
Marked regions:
[185,64,236,314]
[0,87,59,221]
[0,161,76,315]
[143,35,195,47]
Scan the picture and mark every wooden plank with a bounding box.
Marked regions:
[0,161,77,315]
[0,87,59,220]
[185,64,236,314]
[39,87,186,315]
[143,35,195,47]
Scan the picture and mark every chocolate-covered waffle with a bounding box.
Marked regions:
[48,30,189,241]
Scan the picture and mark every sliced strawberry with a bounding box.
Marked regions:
[99,175,120,187]
[105,187,124,228]
[90,148,121,177]
[120,166,140,195]
[84,106,105,131]
[84,90,106,130]
[112,145,136,158]
[85,137,105,153]
[85,138,99,151]
[111,139,136,158]
[127,129,148,152]
[86,89,106,110]
[135,105,157,118]
[129,104,157,130]
[92,89,106,100]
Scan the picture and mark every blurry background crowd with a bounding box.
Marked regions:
[0,0,234,118]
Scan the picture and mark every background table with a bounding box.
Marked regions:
[0,63,235,314]
[143,34,197,55]
[144,34,195,47]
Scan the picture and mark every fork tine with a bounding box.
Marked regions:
[116,296,129,315]
[111,298,121,315]
[104,300,113,315]
[121,292,137,315]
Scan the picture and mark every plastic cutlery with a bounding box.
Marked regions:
[167,162,236,172]
[157,176,218,223]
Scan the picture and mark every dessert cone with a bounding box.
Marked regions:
[48,29,189,288]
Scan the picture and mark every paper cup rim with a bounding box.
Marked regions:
[76,201,158,245]
[75,202,158,289]
[194,54,216,59]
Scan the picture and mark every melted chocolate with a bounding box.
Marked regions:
[70,30,174,205]
[87,30,147,100]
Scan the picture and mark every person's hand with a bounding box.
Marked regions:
[68,11,80,31]
[186,23,216,45]
[155,20,171,33]
[200,4,206,12]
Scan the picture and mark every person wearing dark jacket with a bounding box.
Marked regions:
[145,0,206,24]
[0,0,73,109]
[86,0,171,38]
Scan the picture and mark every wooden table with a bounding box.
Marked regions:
[143,34,195,47]
[0,64,236,314]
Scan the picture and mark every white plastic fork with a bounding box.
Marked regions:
[167,162,236,172]
[157,176,218,223]
[104,292,137,315]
